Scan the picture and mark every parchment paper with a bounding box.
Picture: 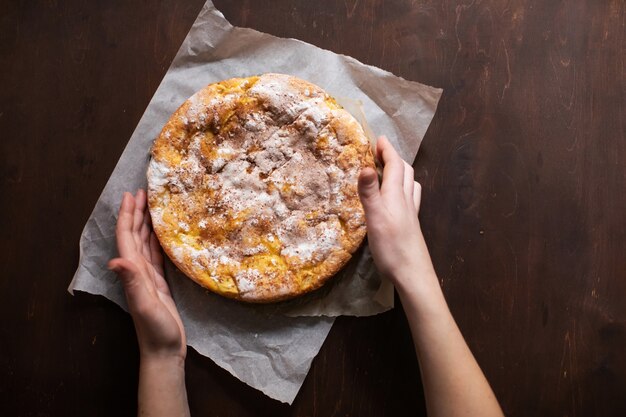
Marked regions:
[69,1,442,404]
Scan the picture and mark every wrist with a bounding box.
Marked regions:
[392,267,454,326]
[390,262,439,296]
[392,265,449,309]
[137,338,186,365]
[138,348,190,417]
[140,352,186,372]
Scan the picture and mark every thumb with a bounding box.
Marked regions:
[358,167,381,212]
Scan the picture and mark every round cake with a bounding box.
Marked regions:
[147,73,374,302]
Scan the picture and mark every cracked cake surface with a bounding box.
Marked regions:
[147,73,375,302]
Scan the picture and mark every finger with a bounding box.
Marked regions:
[376,136,405,196]
[140,197,152,261]
[403,161,415,203]
[133,189,146,232]
[140,223,151,260]
[145,208,155,259]
[108,257,156,313]
[375,135,388,163]
[413,181,422,213]
[149,232,165,277]
[358,167,381,215]
[116,192,137,257]
[133,189,147,252]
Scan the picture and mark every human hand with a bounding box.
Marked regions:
[108,190,186,362]
[359,138,504,417]
[358,136,436,292]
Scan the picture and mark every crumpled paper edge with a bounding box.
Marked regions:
[68,0,443,404]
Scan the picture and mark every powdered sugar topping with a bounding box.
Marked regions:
[147,74,369,299]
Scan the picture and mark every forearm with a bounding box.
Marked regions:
[396,270,503,417]
[138,356,190,417]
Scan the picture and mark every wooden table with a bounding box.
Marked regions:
[2,1,624,415]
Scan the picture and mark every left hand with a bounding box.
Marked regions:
[108,190,186,362]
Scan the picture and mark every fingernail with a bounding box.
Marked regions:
[120,193,129,208]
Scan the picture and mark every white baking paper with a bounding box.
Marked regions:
[69,0,442,404]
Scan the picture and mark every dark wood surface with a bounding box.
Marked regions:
[1,0,624,415]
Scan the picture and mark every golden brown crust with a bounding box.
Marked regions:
[147,73,375,303]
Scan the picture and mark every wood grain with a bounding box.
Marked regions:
[1,0,624,416]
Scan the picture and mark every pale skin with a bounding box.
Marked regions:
[358,136,504,417]
[108,190,189,417]
[109,137,503,417]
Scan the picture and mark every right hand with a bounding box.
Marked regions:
[357,136,436,290]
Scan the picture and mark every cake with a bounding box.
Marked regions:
[147,73,374,302]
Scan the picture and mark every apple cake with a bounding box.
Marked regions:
[147,73,374,302]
